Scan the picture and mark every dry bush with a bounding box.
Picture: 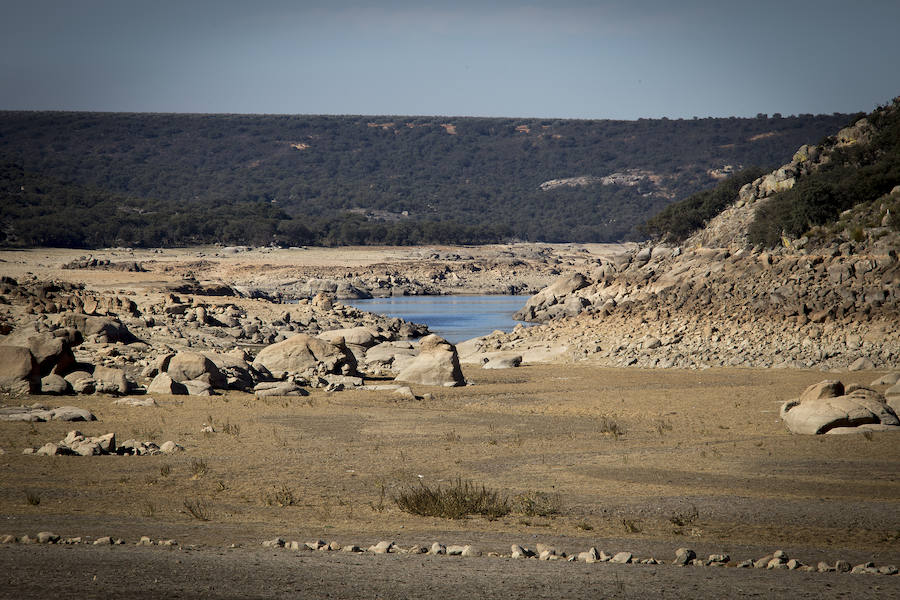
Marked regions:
[512,491,561,518]
[395,478,510,520]
[183,497,211,521]
[264,484,295,507]
[190,458,209,479]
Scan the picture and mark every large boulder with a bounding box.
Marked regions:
[146,373,188,395]
[18,333,75,377]
[514,273,590,322]
[166,351,227,389]
[61,314,135,344]
[394,335,465,387]
[318,327,382,348]
[252,334,358,376]
[782,380,900,434]
[0,346,40,395]
[93,366,132,395]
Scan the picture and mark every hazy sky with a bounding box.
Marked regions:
[1,0,898,119]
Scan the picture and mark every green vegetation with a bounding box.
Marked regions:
[0,111,848,247]
[749,103,900,246]
[641,167,768,241]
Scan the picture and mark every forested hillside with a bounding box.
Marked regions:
[0,111,849,247]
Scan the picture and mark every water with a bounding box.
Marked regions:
[346,295,530,344]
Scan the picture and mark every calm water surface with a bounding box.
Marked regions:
[347,295,529,344]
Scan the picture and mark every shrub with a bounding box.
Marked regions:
[394,478,510,520]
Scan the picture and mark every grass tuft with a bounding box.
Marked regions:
[183,497,211,521]
[395,478,510,520]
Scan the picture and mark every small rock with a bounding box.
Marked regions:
[610,552,633,564]
[159,441,183,454]
[36,531,59,544]
[430,542,446,555]
[137,536,154,546]
[370,540,393,554]
[835,560,852,573]
[262,537,285,548]
[93,536,112,545]
[446,545,466,556]
[460,545,481,557]
[673,548,696,566]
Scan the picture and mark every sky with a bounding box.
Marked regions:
[1,0,898,119]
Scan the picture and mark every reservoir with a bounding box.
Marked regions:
[346,295,529,344]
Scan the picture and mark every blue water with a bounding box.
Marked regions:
[346,295,529,344]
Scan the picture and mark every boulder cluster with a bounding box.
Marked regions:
[1,274,465,399]
[22,429,183,456]
[505,238,899,369]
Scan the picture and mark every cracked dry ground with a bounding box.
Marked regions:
[2,365,898,598]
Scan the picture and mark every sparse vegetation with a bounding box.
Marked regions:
[190,458,209,479]
[159,464,172,477]
[749,100,900,247]
[597,415,625,438]
[512,491,562,518]
[669,505,700,529]
[395,478,510,520]
[621,518,642,533]
[264,484,295,507]
[183,497,211,521]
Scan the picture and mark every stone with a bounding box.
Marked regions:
[318,327,381,348]
[160,441,183,454]
[392,386,418,401]
[183,379,213,396]
[460,545,481,557]
[93,366,132,395]
[783,384,899,434]
[36,531,59,544]
[430,542,446,555]
[253,381,308,397]
[835,560,851,572]
[849,357,875,371]
[262,537,285,548]
[112,397,158,407]
[64,371,95,394]
[395,335,466,387]
[137,536,154,546]
[166,351,227,389]
[817,561,835,573]
[0,345,40,395]
[20,333,76,377]
[370,540,394,554]
[146,373,188,395]
[93,536,113,545]
[50,406,96,421]
[446,545,467,556]
[673,548,696,566]
[578,547,600,563]
[40,374,70,395]
[708,553,730,564]
[482,354,523,369]
[872,373,900,386]
[610,552,633,564]
[253,334,358,376]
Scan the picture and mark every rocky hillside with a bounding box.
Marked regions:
[482,105,900,370]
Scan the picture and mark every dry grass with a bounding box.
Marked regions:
[395,479,510,520]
